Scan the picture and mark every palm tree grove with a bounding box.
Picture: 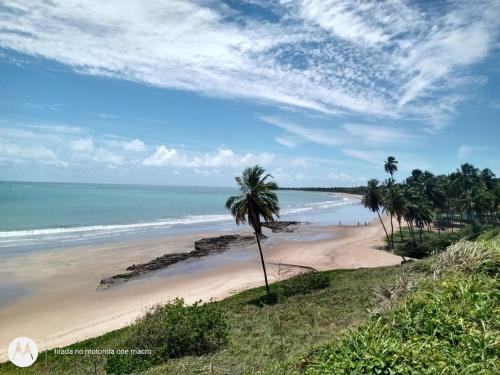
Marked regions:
[363,156,499,260]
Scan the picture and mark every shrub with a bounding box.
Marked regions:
[395,231,462,259]
[460,222,495,240]
[302,239,500,374]
[395,241,431,259]
[476,228,500,241]
[431,238,500,277]
[303,273,500,374]
[105,298,229,374]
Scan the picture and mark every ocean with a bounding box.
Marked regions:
[0,181,374,255]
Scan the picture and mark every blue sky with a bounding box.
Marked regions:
[0,0,499,186]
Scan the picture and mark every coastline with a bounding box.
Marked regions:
[0,194,400,361]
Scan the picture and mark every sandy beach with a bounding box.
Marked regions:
[0,207,400,361]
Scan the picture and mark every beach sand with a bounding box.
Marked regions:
[0,211,400,361]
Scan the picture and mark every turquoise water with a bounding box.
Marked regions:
[0,181,374,254]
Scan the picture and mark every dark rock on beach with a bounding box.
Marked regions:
[99,222,301,288]
[262,221,301,233]
[99,234,257,288]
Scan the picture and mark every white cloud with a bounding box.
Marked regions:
[70,138,94,153]
[0,138,57,160]
[142,146,180,167]
[1,0,498,127]
[295,0,422,46]
[122,139,146,152]
[142,146,275,169]
[106,138,147,152]
[341,148,383,166]
[458,145,490,160]
[264,116,417,148]
[342,123,415,145]
[28,124,84,134]
[262,116,341,146]
[274,135,301,148]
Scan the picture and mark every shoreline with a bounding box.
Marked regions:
[0,195,400,361]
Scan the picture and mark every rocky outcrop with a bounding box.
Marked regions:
[99,234,258,288]
[262,221,300,233]
[99,222,301,288]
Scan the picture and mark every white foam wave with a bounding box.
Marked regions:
[0,214,232,239]
[282,197,357,215]
[282,207,313,214]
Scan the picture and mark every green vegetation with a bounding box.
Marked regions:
[0,266,415,374]
[105,298,229,374]
[301,236,500,374]
[225,165,280,296]
[363,157,499,259]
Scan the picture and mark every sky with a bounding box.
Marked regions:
[0,0,499,187]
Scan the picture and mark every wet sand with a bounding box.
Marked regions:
[0,213,400,361]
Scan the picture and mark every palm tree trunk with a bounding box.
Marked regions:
[376,210,391,248]
[254,231,270,296]
[389,214,394,249]
[409,221,416,244]
[398,218,403,242]
[418,225,423,243]
[437,209,441,235]
[450,210,454,232]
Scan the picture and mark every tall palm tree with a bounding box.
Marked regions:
[362,179,390,246]
[382,185,406,246]
[402,186,420,244]
[381,186,394,248]
[384,156,398,178]
[413,199,433,242]
[480,168,496,190]
[455,163,480,191]
[225,165,280,296]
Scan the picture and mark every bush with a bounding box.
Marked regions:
[395,241,431,259]
[302,239,500,374]
[304,273,499,374]
[460,222,495,240]
[395,231,463,259]
[476,228,500,241]
[105,298,229,374]
[431,238,500,277]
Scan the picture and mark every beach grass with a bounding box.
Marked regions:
[0,264,418,374]
[301,237,500,374]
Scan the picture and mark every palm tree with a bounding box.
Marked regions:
[384,156,398,178]
[402,186,420,244]
[381,186,394,248]
[225,165,280,296]
[382,185,406,246]
[413,200,433,242]
[480,168,496,190]
[362,179,391,246]
[455,163,480,191]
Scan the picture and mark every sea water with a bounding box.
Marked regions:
[0,181,374,255]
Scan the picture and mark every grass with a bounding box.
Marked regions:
[301,236,500,374]
[0,265,418,375]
